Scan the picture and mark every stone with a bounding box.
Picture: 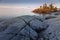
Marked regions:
[0,15,58,40]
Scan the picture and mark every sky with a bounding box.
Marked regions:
[0,0,60,4]
[0,0,60,9]
[0,0,60,18]
[0,0,59,8]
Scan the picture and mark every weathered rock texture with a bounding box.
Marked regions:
[0,15,58,40]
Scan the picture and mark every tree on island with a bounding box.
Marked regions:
[32,3,60,20]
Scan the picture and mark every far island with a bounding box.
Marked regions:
[32,3,60,15]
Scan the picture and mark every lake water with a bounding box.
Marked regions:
[0,4,40,18]
[0,7,37,18]
[0,4,60,18]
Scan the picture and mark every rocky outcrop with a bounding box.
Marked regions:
[0,15,58,40]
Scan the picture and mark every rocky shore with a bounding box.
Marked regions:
[0,15,59,40]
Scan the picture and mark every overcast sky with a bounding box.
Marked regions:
[0,0,60,4]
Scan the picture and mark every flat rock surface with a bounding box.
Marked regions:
[0,15,59,40]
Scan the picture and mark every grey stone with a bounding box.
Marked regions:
[0,15,58,40]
